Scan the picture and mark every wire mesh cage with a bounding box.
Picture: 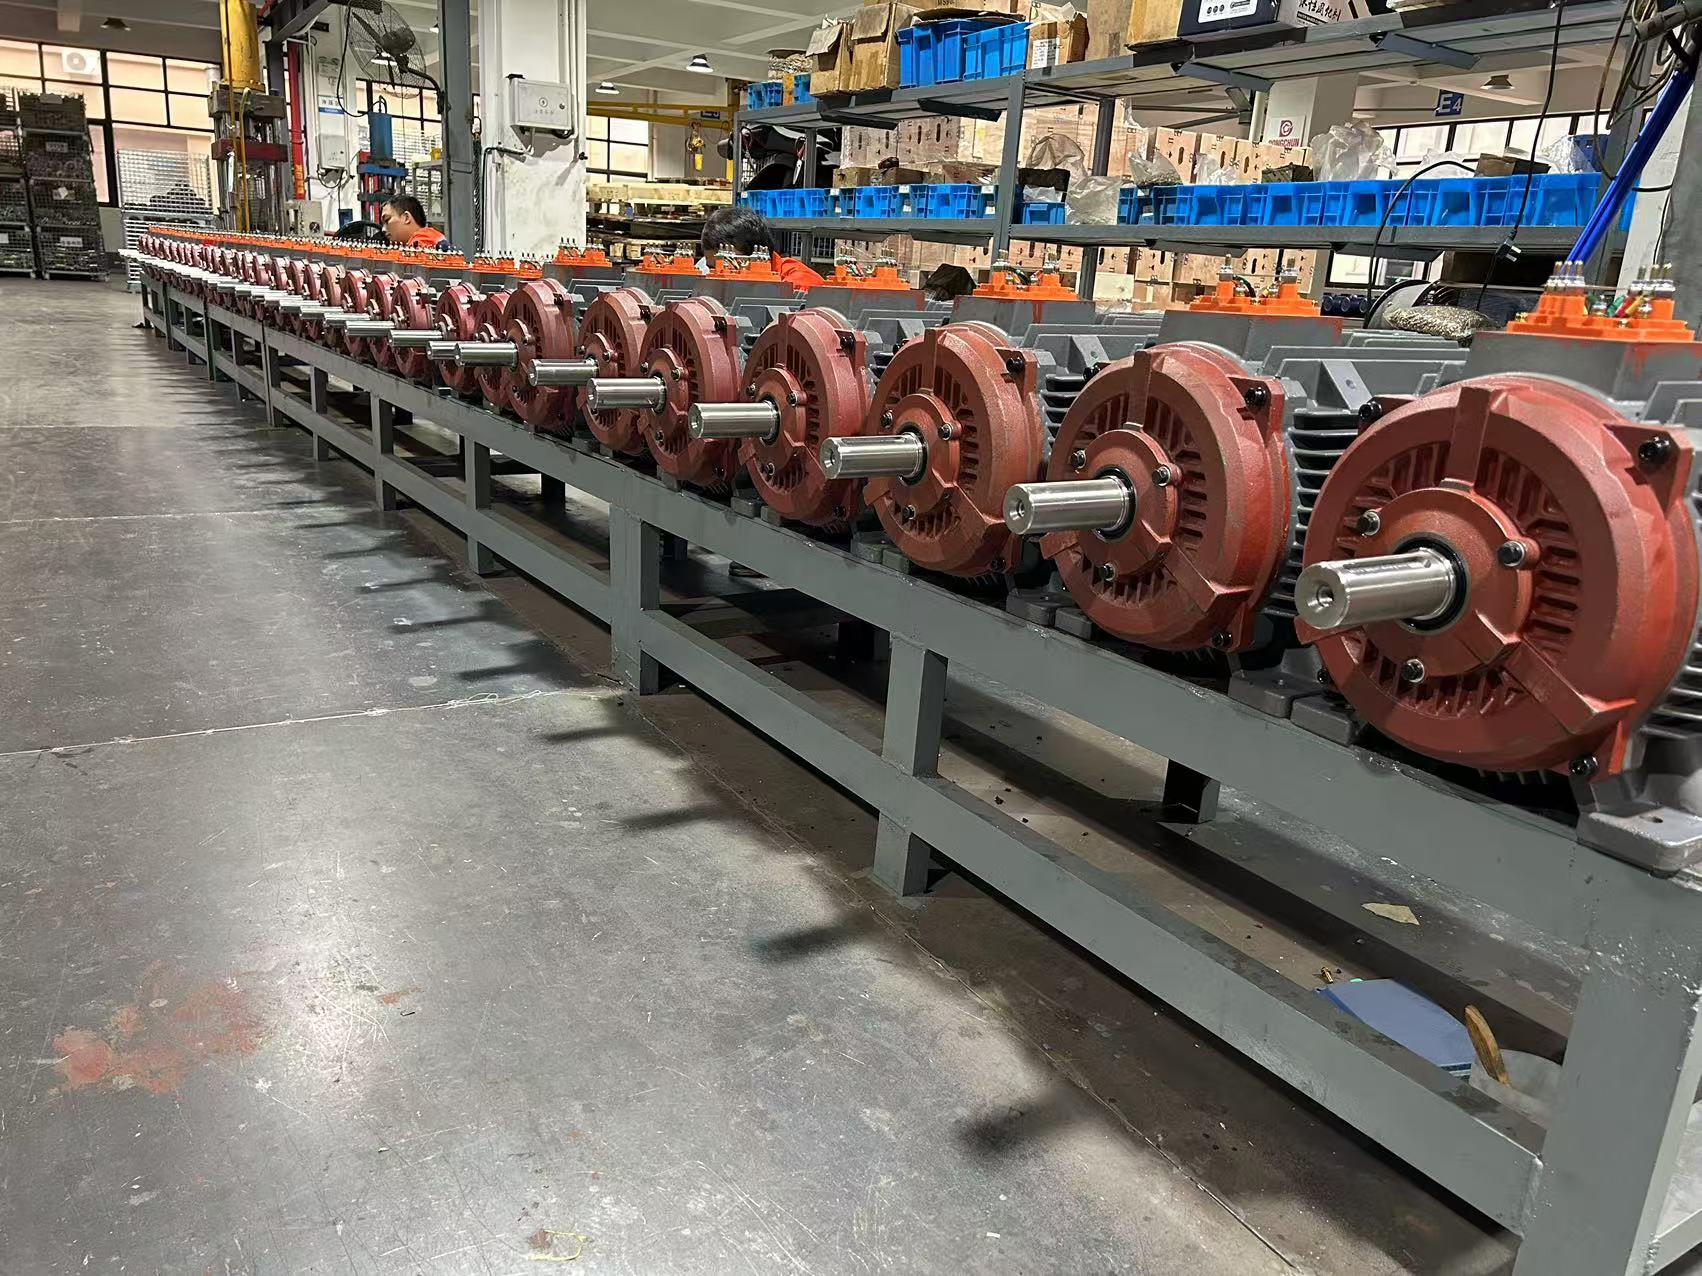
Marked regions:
[116,149,216,219]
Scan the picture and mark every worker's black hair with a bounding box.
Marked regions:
[383,192,429,227]
[699,205,777,260]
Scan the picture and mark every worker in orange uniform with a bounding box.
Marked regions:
[381,193,451,250]
[698,205,824,287]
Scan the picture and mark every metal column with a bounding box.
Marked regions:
[1077,96,1117,300]
[610,507,661,694]
[990,77,1026,259]
[372,394,398,510]
[439,0,478,252]
[1665,72,1702,327]
[872,636,947,896]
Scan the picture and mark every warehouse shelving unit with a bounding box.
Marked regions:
[115,150,216,292]
[0,93,29,276]
[19,95,105,280]
[737,0,1626,295]
[132,257,1702,1275]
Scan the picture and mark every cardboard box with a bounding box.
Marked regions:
[875,165,927,185]
[806,21,852,95]
[1094,272,1137,303]
[1134,247,1174,282]
[1126,0,1186,44]
[1151,127,1199,182]
[1102,246,1132,274]
[1475,153,1548,178]
[1029,15,1089,67]
[832,165,878,187]
[1178,0,1342,38]
[847,2,921,93]
[1086,0,1130,58]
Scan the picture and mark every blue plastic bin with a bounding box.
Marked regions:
[899,18,1004,87]
[1322,180,1394,228]
[745,81,783,111]
[964,22,1029,80]
[853,185,906,218]
[791,74,813,105]
[1149,186,1193,226]
[1116,186,1144,225]
[1017,199,1066,224]
[920,183,995,219]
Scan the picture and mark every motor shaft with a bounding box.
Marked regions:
[427,339,462,361]
[343,319,394,339]
[819,434,928,482]
[586,377,666,412]
[1296,547,1460,631]
[527,358,599,387]
[454,341,519,367]
[324,311,356,329]
[1004,477,1132,536]
[689,401,780,441]
[388,329,437,349]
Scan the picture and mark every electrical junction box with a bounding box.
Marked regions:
[1179,0,1342,36]
[508,77,577,131]
[317,132,349,172]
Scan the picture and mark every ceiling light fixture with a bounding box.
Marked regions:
[596,81,620,95]
[687,53,714,74]
[101,16,128,29]
[1482,73,1514,91]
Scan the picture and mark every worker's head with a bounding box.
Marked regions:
[699,205,777,264]
[381,193,429,243]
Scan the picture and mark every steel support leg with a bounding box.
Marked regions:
[309,369,333,460]
[465,440,498,575]
[1511,918,1702,1275]
[609,506,661,694]
[262,338,281,426]
[540,475,566,506]
[872,636,947,896]
[1161,760,1220,824]
[373,395,399,511]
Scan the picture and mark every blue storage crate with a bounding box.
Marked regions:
[964,22,1029,80]
[899,18,1004,87]
[1116,185,1144,225]
[1530,172,1600,226]
[1149,185,1195,226]
[1017,199,1066,224]
[920,182,995,219]
[853,185,906,218]
[1322,180,1395,228]
[745,81,783,111]
[826,187,854,217]
[791,73,813,105]
[794,187,830,218]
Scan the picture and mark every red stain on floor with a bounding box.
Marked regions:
[53,963,265,1096]
[377,986,420,1005]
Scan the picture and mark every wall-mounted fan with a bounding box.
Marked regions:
[343,0,442,106]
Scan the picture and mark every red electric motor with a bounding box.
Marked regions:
[434,281,485,398]
[576,287,654,456]
[1297,374,1702,779]
[502,278,577,432]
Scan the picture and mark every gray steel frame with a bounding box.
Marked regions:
[140,275,1702,1276]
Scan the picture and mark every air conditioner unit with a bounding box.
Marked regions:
[59,49,98,77]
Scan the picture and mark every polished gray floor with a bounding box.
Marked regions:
[0,280,1564,1275]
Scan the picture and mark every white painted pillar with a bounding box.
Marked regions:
[479,0,588,254]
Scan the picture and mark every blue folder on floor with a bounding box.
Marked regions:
[1316,979,1473,1075]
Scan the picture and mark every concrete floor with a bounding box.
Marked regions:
[0,279,1645,1275]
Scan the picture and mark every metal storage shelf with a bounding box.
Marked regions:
[133,270,1702,1276]
[741,0,1626,125]
[770,216,1582,258]
[740,0,1626,296]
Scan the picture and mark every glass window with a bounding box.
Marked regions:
[1394,124,1447,160]
[41,45,101,83]
[106,52,164,89]
[44,80,102,120]
[109,87,168,125]
[88,121,110,202]
[1454,120,1511,157]
[587,139,609,171]
[111,121,213,167]
[1507,117,1540,157]
[1,75,44,101]
[0,39,41,80]
[168,93,210,130]
[165,59,216,95]
[609,117,648,145]
[610,142,647,174]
